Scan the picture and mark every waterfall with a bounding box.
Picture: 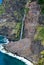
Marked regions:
[20,14,26,40]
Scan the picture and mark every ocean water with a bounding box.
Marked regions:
[0,52,26,65]
[0,35,33,65]
[0,35,26,65]
[0,0,2,4]
[0,35,9,44]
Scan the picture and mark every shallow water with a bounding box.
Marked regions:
[0,35,9,44]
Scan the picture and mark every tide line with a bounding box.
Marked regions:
[0,45,33,65]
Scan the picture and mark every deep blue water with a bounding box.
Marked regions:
[0,52,26,65]
[0,0,2,4]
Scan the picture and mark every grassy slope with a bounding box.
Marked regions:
[0,4,5,15]
[34,26,44,45]
[34,0,44,45]
[37,50,44,65]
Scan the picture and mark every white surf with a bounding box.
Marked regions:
[0,45,33,65]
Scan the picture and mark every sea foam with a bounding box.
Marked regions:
[0,45,33,65]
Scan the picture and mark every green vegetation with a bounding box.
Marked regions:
[0,5,5,15]
[14,22,22,41]
[38,0,44,4]
[24,7,29,14]
[14,11,22,21]
[0,0,30,41]
[41,50,44,55]
[37,50,44,65]
[38,0,44,14]
[34,26,44,45]
[40,5,44,14]
[0,0,28,41]
[0,21,22,41]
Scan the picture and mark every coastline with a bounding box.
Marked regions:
[0,1,41,65]
[0,45,33,65]
[0,35,9,44]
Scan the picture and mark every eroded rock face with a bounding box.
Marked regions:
[4,38,32,57]
[31,40,44,54]
[3,0,27,21]
[4,38,44,62]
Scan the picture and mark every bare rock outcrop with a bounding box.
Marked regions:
[4,38,32,58]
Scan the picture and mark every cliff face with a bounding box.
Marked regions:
[4,38,44,62]
[3,0,27,21]
[3,0,27,10]
[0,0,27,21]
[4,38,32,60]
[3,1,41,63]
[0,0,27,41]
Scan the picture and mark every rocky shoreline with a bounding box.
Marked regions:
[0,45,33,65]
[3,38,39,63]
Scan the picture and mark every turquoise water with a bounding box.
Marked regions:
[0,35,26,65]
[0,35,8,44]
[0,52,26,65]
[0,0,2,4]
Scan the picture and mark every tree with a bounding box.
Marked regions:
[38,0,44,4]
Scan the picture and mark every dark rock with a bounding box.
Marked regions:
[38,15,44,25]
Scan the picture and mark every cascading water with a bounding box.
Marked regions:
[20,14,26,40]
